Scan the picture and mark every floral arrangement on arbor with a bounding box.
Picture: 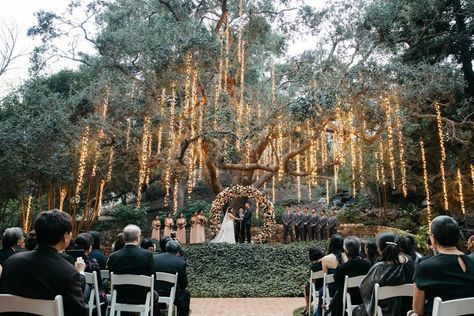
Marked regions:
[209,185,276,243]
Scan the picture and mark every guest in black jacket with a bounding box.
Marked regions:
[0,210,88,316]
[107,224,157,309]
[154,239,190,316]
[302,246,324,316]
[331,236,371,316]
[89,230,107,269]
[0,227,24,265]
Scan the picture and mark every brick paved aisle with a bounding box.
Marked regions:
[190,297,303,316]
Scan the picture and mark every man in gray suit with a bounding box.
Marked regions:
[310,208,320,240]
[318,210,328,240]
[327,211,339,237]
[303,207,311,241]
[282,204,295,244]
[295,206,305,242]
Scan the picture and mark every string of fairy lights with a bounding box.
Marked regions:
[435,102,449,211]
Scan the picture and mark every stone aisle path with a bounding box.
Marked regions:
[190,297,302,316]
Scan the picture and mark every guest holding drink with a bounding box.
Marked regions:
[176,212,187,244]
[163,213,174,237]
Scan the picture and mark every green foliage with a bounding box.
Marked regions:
[179,200,211,220]
[413,225,430,254]
[184,242,327,297]
[111,205,147,227]
[337,207,363,223]
[0,200,22,234]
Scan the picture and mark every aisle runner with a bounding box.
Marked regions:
[190,297,302,316]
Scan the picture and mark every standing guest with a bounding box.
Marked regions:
[354,232,414,316]
[294,206,303,241]
[111,232,125,252]
[0,210,88,316]
[154,240,190,316]
[89,231,106,270]
[303,207,311,241]
[195,210,207,243]
[467,235,474,260]
[310,208,320,241]
[241,202,253,243]
[331,236,371,316]
[282,205,295,244]
[0,227,24,265]
[301,246,325,316]
[412,216,474,316]
[163,213,174,237]
[107,224,157,312]
[189,211,198,244]
[176,213,186,244]
[235,208,244,243]
[318,211,328,240]
[151,215,161,240]
[365,240,378,266]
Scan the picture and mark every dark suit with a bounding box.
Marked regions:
[0,245,88,316]
[107,244,156,305]
[295,212,304,241]
[302,212,311,241]
[0,247,16,265]
[332,257,371,316]
[281,211,295,243]
[154,252,190,316]
[327,216,339,236]
[310,214,320,240]
[318,215,328,240]
[91,248,107,270]
[241,207,252,243]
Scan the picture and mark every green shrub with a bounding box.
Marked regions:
[184,241,327,297]
[111,205,147,227]
[337,207,363,223]
[179,200,211,220]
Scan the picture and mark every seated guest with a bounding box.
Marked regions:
[316,234,346,316]
[141,238,156,252]
[74,234,106,292]
[0,227,25,265]
[25,230,37,251]
[89,230,107,269]
[0,210,88,316]
[160,236,186,260]
[399,236,417,262]
[467,235,474,260]
[302,246,324,316]
[111,232,125,252]
[412,216,474,316]
[107,224,157,312]
[353,232,414,316]
[331,236,371,316]
[365,240,378,266]
[154,240,190,316]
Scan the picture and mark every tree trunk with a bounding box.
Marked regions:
[453,0,474,98]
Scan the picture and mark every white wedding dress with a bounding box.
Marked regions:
[210,211,236,244]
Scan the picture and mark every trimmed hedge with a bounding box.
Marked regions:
[184,241,327,297]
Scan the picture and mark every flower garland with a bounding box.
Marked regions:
[209,185,276,243]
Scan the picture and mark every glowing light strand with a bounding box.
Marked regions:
[23,195,32,232]
[420,140,432,225]
[384,98,396,189]
[435,102,449,210]
[457,168,466,214]
[394,99,408,197]
[136,116,151,208]
[75,125,90,203]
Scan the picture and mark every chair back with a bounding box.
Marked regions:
[0,294,64,316]
[84,271,102,316]
[322,273,335,316]
[308,270,324,316]
[100,269,110,281]
[156,272,179,316]
[109,273,154,316]
[431,296,474,316]
[373,283,413,316]
[342,274,365,316]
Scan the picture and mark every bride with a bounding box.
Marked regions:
[211,207,241,244]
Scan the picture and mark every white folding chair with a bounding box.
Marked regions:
[308,270,325,316]
[431,296,474,316]
[322,273,335,316]
[0,294,64,316]
[342,275,366,316]
[84,271,102,316]
[156,272,178,316]
[109,273,154,316]
[374,283,413,316]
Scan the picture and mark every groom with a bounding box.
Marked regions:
[240,202,253,243]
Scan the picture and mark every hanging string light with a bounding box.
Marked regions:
[96,179,106,216]
[375,151,380,183]
[296,152,301,203]
[471,164,474,192]
[238,41,246,126]
[173,178,179,213]
[384,97,396,189]
[272,177,275,204]
[223,19,230,87]
[91,138,100,177]
[145,132,152,185]
[394,99,408,197]
[157,126,163,155]
[456,168,466,214]
[420,140,432,226]
[214,29,225,130]
[358,142,365,189]
[325,179,330,205]
[75,125,90,203]
[23,194,33,232]
[435,102,449,210]
[59,186,67,211]
[136,116,151,208]
[379,141,386,186]
[106,147,114,183]
[125,118,132,151]
[349,108,356,196]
